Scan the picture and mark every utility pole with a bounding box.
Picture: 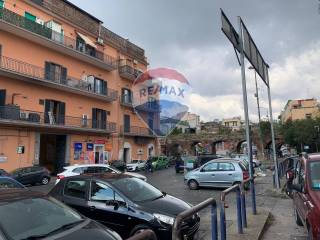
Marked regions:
[249,66,265,160]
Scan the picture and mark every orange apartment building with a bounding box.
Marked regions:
[0,0,159,173]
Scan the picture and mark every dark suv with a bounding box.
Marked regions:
[10,166,51,185]
[287,153,320,239]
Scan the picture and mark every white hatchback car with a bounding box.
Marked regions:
[126,160,146,171]
[56,164,147,184]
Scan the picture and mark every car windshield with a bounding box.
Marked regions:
[112,177,163,202]
[310,161,320,190]
[0,196,84,240]
[131,160,139,164]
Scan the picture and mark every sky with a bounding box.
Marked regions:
[70,0,320,122]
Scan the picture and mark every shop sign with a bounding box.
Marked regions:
[17,146,25,154]
[86,143,94,151]
[0,156,7,163]
[74,143,82,150]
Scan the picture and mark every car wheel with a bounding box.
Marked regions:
[188,180,199,190]
[294,209,303,226]
[130,224,152,237]
[41,177,50,185]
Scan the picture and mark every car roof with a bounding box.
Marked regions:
[61,172,134,182]
[207,158,241,164]
[0,189,45,201]
[64,164,111,169]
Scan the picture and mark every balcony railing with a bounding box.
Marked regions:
[0,8,117,70]
[0,55,118,101]
[121,125,155,137]
[119,65,143,81]
[0,105,116,133]
[135,101,161,113]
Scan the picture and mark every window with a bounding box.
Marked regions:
[124,114,131,133]
[44,62,67,83]
[64,180,87,199]
[0,0,4,9]
[202,162,218,172]
[218,162,235,171]
[122,88,132,103]
[44,99,65,125]
[91,181,114,202]
[84,167,112,174]
[306,114,312,119]
[94,78,106,95]
[92,108,107,129]
[310,161,320,190]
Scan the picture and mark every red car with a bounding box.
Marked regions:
[287,153,320,239]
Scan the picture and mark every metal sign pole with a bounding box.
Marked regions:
[238,16,257,214]
[266,68,280,189]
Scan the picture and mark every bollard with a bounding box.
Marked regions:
[236,188,243,234]
[251,179,257,215]
[220,203,226,240]
[273,172,276,188]
[241,190,247,228]
[211,203,218,240]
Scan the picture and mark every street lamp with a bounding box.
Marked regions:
[248,66,265,159]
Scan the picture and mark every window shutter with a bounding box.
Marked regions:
[44,62,51,80]
[92,108,97,128]
[0,89,6,106]
[44,99,51,123]
[58,102,65,125]
[101,110,107,129]
[102,80,107,95]
[61,67,67,84]
[124,114,130,133]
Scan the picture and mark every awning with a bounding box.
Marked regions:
[77,32,97,49]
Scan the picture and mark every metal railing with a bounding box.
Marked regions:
[0,55,118,101]
[121,125,155,137]
[0,105,116,132]
[126,229,157,240]
[172,198,218,240]
[0,8,117,69]
[119,65,143,80]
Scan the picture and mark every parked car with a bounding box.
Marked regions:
[287,153,320,239]
[232,154,261,168]
[184,158,249,190]
[194,154,219,169]
[0,176,26,189]
[0,169,10,176]
[49,173,200,240]
[110,160,126,172]
[0,189,121,240]
[56,164,146,184]
[150,156,169,170]
[126,160,146,171]
[10,166,51,185]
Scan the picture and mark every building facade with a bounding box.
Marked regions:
[222,117,243,131]
[280,99,320,123]
[0,0,158,173]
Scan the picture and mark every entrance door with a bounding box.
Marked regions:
[94,145,105,164]
[123,148,129,164]
[39,134,66,174]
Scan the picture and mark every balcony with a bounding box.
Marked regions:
[0,8,117,71]
[121,125,156,138]
[0,105,116,135]
[0,55,118,102]
[135,101,161,113]
[119,65,143,81]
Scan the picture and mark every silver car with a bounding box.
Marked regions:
[184,159,249,190]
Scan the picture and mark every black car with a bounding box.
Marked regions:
[10,166,51,185]
[194,154,219,168]
[49,173,200,240]
[110,160,126,172]
[0,177,26,189]
[0,189,121,240]
[0,169,10,176]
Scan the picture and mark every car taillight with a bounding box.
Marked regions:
[243,171,249,180]
[57,175,65,180]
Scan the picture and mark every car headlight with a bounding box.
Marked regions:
[154,213,175,225]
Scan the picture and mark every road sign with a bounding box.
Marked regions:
[240,19,269,86]
[221,9,240,52]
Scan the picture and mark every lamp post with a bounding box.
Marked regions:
[248,66,265,159]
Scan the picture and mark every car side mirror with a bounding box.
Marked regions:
[292,184,303,193]
[106,200,120,210]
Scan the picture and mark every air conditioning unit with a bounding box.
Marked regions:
[97,37,104,45]
[36,18,45,25]
[20,112,29,120]
[82,114,88,127]
[133,59,138,65]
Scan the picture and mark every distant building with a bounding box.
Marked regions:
[200,121,221,134]
[280,99,320,123]
[222,117,244,131]
[181,112,201,133]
